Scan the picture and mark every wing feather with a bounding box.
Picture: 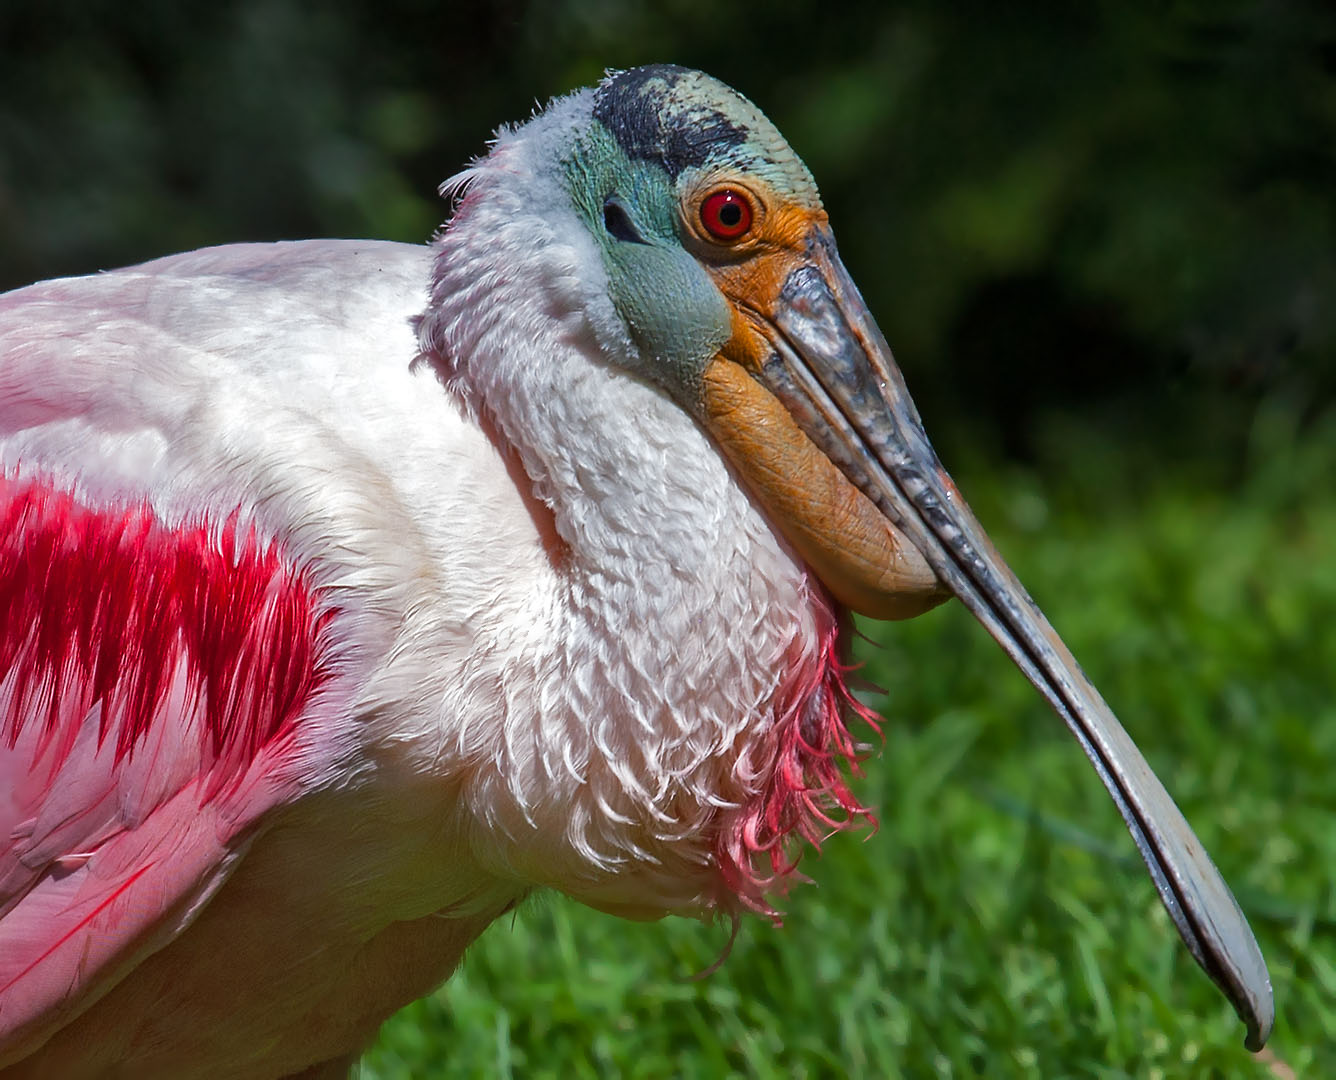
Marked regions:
[0,239,436,1064]
[0,474,331,1049]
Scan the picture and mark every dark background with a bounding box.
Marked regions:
[1,0,1332,469]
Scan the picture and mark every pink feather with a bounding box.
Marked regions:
[0,475,329,1051]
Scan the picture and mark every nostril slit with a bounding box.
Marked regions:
[603,198,646,244]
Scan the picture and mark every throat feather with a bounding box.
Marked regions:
[714,586,879,918]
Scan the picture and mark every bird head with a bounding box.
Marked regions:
[423,65,1271,1048]
[556,66,949,620]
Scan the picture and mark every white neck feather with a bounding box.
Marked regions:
[417,133,823,917]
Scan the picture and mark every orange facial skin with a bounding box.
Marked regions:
[684,177,948,620]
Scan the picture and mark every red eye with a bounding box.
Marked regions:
[699,189,753,241]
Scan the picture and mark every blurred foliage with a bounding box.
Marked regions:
[1,0,1333,461]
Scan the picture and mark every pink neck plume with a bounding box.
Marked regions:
[714,587,879,920]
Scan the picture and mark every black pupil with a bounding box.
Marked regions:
[717,201,742,228]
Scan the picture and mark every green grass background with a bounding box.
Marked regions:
[360,402,1335,1078]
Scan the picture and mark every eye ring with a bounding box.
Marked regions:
[699,188,754,242]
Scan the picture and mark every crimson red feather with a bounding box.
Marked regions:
[0,473,331,1047]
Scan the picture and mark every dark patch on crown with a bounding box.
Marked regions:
[593,65,750,180]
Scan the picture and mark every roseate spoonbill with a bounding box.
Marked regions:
[0,65,1271,1076]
